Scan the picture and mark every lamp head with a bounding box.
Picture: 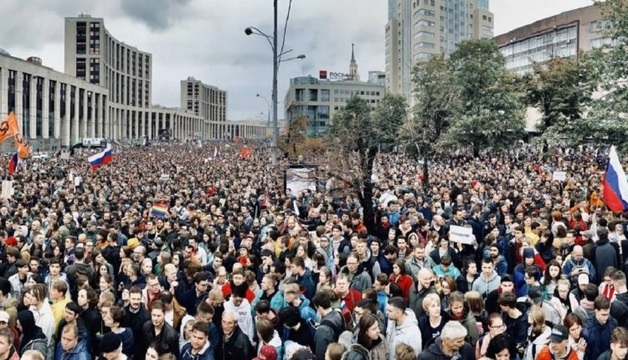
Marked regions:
[244,27,253,36]
[296,54,306,60]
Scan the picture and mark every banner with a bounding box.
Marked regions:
[7,113,30,158]
[0,113,17,144]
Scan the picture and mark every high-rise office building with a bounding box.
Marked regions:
[385,0,494,98]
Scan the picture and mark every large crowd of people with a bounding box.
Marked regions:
[0,141,625,360]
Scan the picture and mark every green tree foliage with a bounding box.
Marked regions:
[444,39,525,156]
[522,55,597,133]
[400,54,458,189]
[328,95,407,232]
[584,0,628,152]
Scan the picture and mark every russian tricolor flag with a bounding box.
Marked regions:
[88,148,112,171]
[7,153,18,175]
[603,146,628,212]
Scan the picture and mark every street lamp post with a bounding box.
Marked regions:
[256,94,271,128]
[245,0,305,165]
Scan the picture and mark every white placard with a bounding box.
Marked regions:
[160,174,170,181]
[450,225,474,245]
[553,171,567,181]
[1,181,13,199]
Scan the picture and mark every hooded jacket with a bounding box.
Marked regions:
[417,337,475,360]
[342,336,387,360]
[295,269,316,300]
[449,305,479,346]
[386,309,422,360]
[409,283,437,321]
[471,271,501,298]
[314,310,344,360]
[338,263,372,293]
[17,309,47,358]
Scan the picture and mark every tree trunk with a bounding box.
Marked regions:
[473,143,480,158]
[361,146,378,235]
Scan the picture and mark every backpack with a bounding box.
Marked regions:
[319,311,346,341]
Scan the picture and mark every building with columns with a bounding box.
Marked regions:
[0,52,108,151]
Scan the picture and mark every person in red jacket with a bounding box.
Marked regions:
[389,259,414,302]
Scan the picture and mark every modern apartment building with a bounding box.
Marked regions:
[63,14,264,143]
[385,0,494,97]
[180,77,234,138]
[494,5,608,74]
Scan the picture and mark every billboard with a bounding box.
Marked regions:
[285,165,317,195]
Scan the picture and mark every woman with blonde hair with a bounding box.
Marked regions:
[418,292,449,349]
[523,306,551,360]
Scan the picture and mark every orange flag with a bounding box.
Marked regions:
[7,113,30,158]
[0,113,17,144]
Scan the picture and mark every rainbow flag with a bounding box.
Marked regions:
[150,204,168,218]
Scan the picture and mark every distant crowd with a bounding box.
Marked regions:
[0,142,624,360]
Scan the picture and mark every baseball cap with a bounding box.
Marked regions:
[548,325,569,342]
[0,311,10,323]
[254,345,278,360]
[578,273,589,285]
[527,286,543,304]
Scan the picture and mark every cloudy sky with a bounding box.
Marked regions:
[0,0,594,121]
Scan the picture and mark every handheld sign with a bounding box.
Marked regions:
[553,171,567,182]
[450,225,474,245]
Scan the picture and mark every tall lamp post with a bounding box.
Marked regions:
[245,0,305,165]
[256,94,271,128]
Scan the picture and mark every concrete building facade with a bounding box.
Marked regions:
[61,14,264,144]
[494,5,609,74]
[180,77,227,124]
[385,0,494,97]
[284,76,385,136]
[0,53,108,151]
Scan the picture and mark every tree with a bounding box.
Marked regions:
[400,54,458,190]
[328,94,407,233]
[278,115,307,160]
[445,39,525,156]
[582,0,628,152]
[522,55,598,133]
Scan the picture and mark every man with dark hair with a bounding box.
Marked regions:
[140,300,179,358]
[278,306,313,349]
[65,247,95,287]
[498,291,527,351]
[311,290,344,360]
[195,302,220,356]
[180,272,210,316]
[254,300,282,335]
[181,321,213,360]
[386,296,421,360]
[8,259,28,299]
[583,295,617,360]
[54,302,90,350]
[122,285,149,356]
[290,257,315,299]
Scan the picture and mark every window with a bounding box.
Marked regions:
[308,89,318,101]
[416,42,435,49]
[415,20,436,27]
[414,30,436,39]
[415,9,435,17]
[321,89,330,102]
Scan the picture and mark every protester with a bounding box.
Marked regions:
[0,141,623,360]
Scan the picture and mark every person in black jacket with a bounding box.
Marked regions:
[418,321,475,360]
[216,310,254,360]
[139,300,179,358]
[122,286,150,358]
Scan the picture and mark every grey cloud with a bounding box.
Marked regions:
[120,0,192,31]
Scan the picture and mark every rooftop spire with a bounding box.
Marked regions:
[351,43,355,62]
